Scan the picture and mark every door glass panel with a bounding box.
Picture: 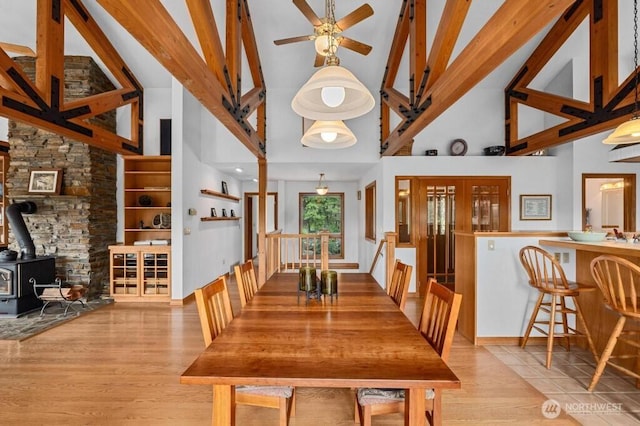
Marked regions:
[397,179,411,243]
[471,185,500,232]
[426,185,455,284]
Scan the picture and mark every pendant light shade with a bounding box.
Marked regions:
[604,0,640,144]
[301,120,357,149]
[316,173,329,195]
[603,117,640,144]
[292,65,375,121]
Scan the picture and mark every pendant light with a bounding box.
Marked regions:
[316,173,329,195]
[292,57,375,121]
[604,0,640,144]
[301,120,357,149]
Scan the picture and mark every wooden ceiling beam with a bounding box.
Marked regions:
[382,1,410,89]
[226,0,242,102]
[97,0,265,157]
[62,88,140,119]
[506,0,589,91]
[35,0,65,104]
[591,0,618,104]
[382,0,574,156]
[0,0,143,154]
[511,88,592,118]
[185,0,227,86]
[425,0,471,91]
[241,0,265,89]
[382,87,411,117]
[409,0,427,104]
[506,0,637,155]
[0,86,139,155]
[63,0,141,90]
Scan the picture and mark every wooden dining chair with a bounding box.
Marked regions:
[234,259,259,308]
[518,246,599,369]
[588,255,640,391]
[387,260,412,313]
[355,278,462,426]
[194,275,295,425]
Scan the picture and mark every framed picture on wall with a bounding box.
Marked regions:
[520,194,552,220]
[221,181,228,195]
[210,208,217,217]
[28,169,62,194]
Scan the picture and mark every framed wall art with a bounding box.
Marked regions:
[520,194,552,220]
[28,169,62,194]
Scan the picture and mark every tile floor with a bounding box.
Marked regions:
[486,344,640,425]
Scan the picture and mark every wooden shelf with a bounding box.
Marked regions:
[200,189,240,202]
[200,216,241,222]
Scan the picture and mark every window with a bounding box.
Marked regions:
[365,181,376,241]
[299,193,344,258]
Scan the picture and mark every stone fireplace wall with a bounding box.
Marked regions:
[7,56,118,298]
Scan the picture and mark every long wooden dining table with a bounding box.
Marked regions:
[180,272,460,425]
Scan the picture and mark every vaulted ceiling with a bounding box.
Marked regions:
[0,1,635,180]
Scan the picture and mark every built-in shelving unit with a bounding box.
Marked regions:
[124,156,171,245]
[110,155,172,303]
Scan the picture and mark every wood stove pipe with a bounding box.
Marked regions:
[6,201,37,259]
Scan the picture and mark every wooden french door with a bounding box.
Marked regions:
[416,177,510,293]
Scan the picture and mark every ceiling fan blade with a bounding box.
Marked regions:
[339,37,372,56]
[335,4,374,31]
[0,42,35,57]
[273,35,314,46]
[314,53,326,67]
[293,0,322,26]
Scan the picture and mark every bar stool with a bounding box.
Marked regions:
[588,255,640,391]
[519,246,599,369]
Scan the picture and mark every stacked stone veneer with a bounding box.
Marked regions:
[7,56,118,298]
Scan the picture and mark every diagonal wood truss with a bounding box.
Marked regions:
[380,0,576,156]
[505,0,633,155]
[97,0,266,158]
[0,0,143,155]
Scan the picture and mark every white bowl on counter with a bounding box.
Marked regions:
[567,231,608,242]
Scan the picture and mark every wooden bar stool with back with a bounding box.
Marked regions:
[588,255,640,391]
[519,245,599,369]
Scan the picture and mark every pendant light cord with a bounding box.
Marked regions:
[634,0,639,117]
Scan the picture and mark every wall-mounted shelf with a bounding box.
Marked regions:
[200,216,241,222]
[200,189,240,202]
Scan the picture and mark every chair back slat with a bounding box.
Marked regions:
[591,255,640,317]
[519,246,571,292]
[387,260,412,312]
[418,278,462,362]
[194,275,234,347]
[234,259,259,308]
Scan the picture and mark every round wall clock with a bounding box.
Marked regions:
[450,138,468,156]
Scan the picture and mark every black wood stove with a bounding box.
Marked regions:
[0,201,55,317]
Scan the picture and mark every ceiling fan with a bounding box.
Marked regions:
[274,0,373,67]
[0,42,36,57]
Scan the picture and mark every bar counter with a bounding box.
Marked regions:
[540,238,640,373]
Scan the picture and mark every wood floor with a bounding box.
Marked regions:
[0,280,577,425]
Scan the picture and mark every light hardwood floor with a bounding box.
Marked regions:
[0,278,578,425]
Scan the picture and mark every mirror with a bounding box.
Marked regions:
[582,174,636,233]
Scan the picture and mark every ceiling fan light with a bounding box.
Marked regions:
[320,86,345,107]
[301,120,357,149]
[292,65,375,121]
[314,34,338,56]
[603,117,640,144]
